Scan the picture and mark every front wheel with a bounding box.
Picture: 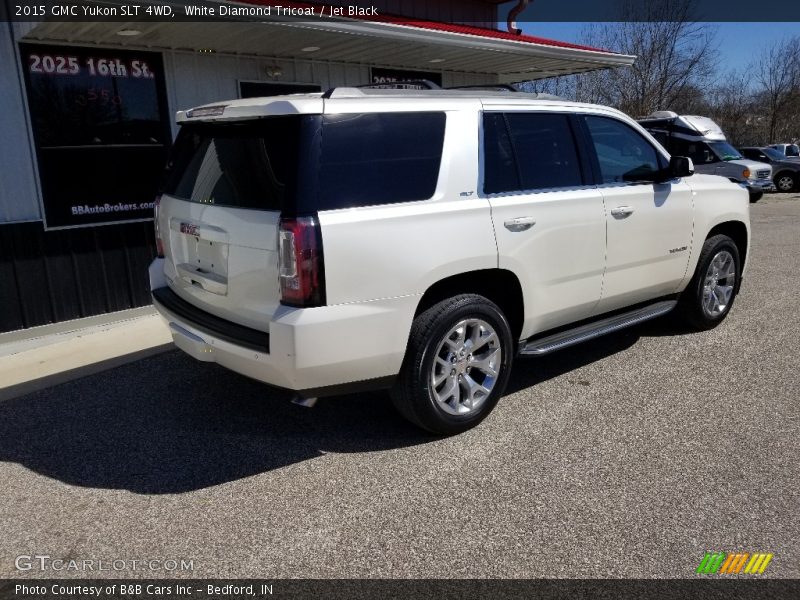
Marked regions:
[774,172,796,193]
[391,294,514,435]
[678,234,741,330]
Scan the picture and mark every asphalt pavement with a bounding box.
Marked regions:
[1,193,798,579]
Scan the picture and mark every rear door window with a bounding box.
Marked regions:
[483,112,583,194]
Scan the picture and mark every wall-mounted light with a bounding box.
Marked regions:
[265,65,283,79]
[116,29,142,36]
[301,46,321,53]
[429,58,446,63]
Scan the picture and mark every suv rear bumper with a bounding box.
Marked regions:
[152,287,269,353]
[150,260,417,396]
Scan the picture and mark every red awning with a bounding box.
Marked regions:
[237,0,617,55]
[373,17,613,54]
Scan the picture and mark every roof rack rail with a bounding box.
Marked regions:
[354,79,442,90]
[447,83,520,92]
[319,84,566,101]
[321,80,441,98]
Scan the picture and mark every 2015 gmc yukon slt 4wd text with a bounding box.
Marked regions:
[149,88,750,434]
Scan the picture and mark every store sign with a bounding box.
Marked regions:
[20,44,170,228]
[370,67,443,89]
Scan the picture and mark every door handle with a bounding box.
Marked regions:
[504,216,536,232]
[611,206,634,218]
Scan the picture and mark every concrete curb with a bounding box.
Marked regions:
[0,343,174,402]
[0,306,158,346]
[0,307,174,402]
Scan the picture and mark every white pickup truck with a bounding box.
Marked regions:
[150,88,750,434]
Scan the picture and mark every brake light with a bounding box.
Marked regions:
[279,216,325,307]
[153,195,164,258]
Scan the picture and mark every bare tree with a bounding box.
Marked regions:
[515,7,800,147]
[517,75,577,98]
[752,36,800,143]
[575,0,717,117]
[703,70,754,146]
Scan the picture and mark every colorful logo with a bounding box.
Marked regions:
[696,552,773,575]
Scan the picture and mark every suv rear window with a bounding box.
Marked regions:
[162,112,446,213]
[162,116,308,210]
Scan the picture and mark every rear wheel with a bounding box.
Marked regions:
[391,294,514,435]
[774,172,796,192]
[678,235,741,330]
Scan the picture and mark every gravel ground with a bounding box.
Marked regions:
[1,193,798,579]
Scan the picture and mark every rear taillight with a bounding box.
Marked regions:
[153,195,164,258]
[279,216,325,307]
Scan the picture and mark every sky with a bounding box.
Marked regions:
[522,22,800,74]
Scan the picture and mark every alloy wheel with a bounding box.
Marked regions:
[702,250,736,318]
[776,175,795,192]
[430,319,501,415]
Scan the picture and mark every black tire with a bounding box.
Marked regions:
[391,294,514,435]
[774,172,797,193]
[678,234,741,330]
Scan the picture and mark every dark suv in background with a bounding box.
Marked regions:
[739,147,800,193]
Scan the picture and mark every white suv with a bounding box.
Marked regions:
[149,88,750,434]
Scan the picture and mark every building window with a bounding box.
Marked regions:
[20,44,170,228]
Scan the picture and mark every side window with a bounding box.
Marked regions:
[671,138,717,165]
[742,149,767,162]
[317,112,446,210]
[483,112,583,193]
[584,116,662,184]
[650,131,670,150]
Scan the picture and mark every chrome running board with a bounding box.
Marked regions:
[519,300,677,356]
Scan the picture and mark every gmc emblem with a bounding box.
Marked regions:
[180,222,199,236]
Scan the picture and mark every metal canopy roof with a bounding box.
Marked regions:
[19,2,635,81]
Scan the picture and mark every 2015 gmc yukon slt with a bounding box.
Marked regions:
[150,88,750,434]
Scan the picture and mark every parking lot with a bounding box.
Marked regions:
[1,193,798,579]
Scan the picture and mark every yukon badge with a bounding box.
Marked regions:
[669,246,688,254]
